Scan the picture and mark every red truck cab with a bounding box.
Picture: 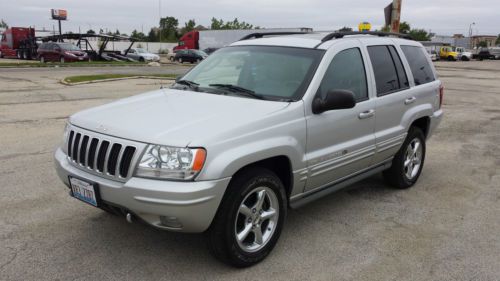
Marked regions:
[0,27,36,59]
[173,30,199,51]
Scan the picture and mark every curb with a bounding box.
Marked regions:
[60,76,176,86]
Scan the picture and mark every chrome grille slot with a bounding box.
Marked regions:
[65,127,142,182]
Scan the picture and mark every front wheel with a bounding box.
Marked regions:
[60,56,65,63]
[178,57,183,63]
[207,167,287,267]
[40,56,45,63]
[383,127,426,189]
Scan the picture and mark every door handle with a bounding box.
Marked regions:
[405,96,416,105]
[358,109,375,119]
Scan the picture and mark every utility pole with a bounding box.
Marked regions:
[469,22,475,49]
[159,0,162,44]
[390,0,402,33]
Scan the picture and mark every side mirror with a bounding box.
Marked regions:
[312,89,356,114]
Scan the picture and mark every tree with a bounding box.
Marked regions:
[181,19,196,35]
[147,28,158,42]
[338,26,353,32]
[478,41,488,48]
[131,29,147,41]
[0,19,8,29]
[399,21,411,34]
[409,29,431,41]
[380,25,390,32]
[159,16,179,42]
[86,29,96,35]
[210,18,254,30]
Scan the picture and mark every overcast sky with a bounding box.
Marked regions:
[1,0,499,36]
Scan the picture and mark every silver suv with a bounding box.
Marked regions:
[55,32,443,267]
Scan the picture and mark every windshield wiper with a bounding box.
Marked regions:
[175,79,199,89]
[209,84,265,100]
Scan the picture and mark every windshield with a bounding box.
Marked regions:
[59,43,81,51]
[179,46,324,100]
[136,48,148,54]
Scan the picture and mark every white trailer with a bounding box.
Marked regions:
[198,28,313,50]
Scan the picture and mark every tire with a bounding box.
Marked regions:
[383,127,426,189]
[207,167,287,267]
[178,57,183,63]
[169,57,174,62]
[196,58,201,63]
[60,56,65,63]
[40,56,45,63]
[447,56,454,61]
[139,57,145,62]
[461,56,469,61]
[16,50,21,59]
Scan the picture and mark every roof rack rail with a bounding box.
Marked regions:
[239,32,309,41]
[321,31,411,42]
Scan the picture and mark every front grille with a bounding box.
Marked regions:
[66,128,138,179]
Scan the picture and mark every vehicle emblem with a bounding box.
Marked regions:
[96,124,108,131]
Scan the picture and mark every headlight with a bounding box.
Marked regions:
[135,145,206,180]
[62,122,70,153]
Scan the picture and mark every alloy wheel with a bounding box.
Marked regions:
[404,138,423,180]
[234,186,279,253]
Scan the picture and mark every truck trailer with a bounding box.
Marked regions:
[174,28,313,52]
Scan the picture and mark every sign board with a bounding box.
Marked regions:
[358,22,371,32]
[51,9,67,20]
[384,3,392,27]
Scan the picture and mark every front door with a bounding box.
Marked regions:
[305,42,376,191]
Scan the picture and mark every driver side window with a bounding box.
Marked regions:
[317,48,368,102]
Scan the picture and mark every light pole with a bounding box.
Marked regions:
[159,0,162,45]
[469,22,475,49]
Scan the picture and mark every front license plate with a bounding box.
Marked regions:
[69,177,99,207]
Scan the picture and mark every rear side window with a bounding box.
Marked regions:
[368,45,408,96]
[401,46,436,86]
[317,48,368,102]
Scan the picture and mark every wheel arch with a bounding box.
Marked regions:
[410,116,430,138]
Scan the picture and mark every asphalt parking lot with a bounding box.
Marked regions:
[1,61,500,280]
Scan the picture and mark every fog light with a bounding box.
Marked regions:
[160,216,183,228]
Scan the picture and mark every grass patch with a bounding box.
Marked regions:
[63,73,177,84]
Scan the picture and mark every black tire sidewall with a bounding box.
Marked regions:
[208,167,287,267]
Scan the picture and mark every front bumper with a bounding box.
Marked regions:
[54,148,230,232]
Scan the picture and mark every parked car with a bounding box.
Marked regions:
[37,42,89,63]
[439,46,458,61]
[166,49,178,62]
[426,49,438,61]
[55,32,443,267]
[453,47,472,61]
[489,47,500,60]
[174,49,208,63]
[473,47,496,60]
[124,48,160,62]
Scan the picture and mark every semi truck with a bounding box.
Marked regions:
[173,28,313,52]
[0,27,39,59]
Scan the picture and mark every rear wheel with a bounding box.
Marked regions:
[60,56,65,63]
[40,56,45,63]
[178,57,183,63]
[207,167,287,267]
[383,127,426,189]
[139,57,145,62]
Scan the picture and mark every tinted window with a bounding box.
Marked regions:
[317,48,367,102]
[368,45,406,95]
[388,46,409,89]
[401,46,435,86]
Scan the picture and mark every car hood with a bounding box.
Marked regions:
[70,89,290,147]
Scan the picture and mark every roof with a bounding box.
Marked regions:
[231,32,417,49]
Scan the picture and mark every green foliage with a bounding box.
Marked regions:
[478,41,488,48]
[159,17,179,42]
[86,29,96,35]
[147,28,158,42]
[399,22,411,34]
[181,19,196,35]
[409,29,431,41]
[210,18,254,30]
[0,19,8,29]
[131,30,147,41]
[380,25,390,32]
[338,26,353,32]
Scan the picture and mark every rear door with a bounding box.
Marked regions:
[365,42,412,164]
[305,40,376,191]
